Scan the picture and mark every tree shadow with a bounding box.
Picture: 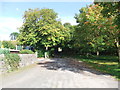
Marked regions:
[77,55,119,62]
[37,58,110,76]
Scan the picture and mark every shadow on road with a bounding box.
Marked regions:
[37,58,109,76]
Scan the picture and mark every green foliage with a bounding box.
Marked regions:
[18,8,70,50]
[62,53,120,79]
[17,5,119,58]
[4,54,20,71]
[0,41,2,48]
[19,50,34,54]
[0,49,10,54]
[37,49,45,57]
[2,41,16,49]
[62,23,75,49]
[94,2,120,26]
[74,4,119,56]
[37,48,55,58]
[77,55,120,80]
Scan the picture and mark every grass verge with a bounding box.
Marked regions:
[62,54,120,80]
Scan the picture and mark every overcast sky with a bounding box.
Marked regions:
[0,1,93,41]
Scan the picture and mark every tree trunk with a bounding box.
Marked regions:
[118,48,120,63]
[116,40,120,62]
[97,51,99,56]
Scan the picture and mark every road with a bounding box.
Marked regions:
[1,58,118,88]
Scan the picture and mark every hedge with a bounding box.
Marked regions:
[19,50,34,54]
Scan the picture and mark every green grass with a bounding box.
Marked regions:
[62,54,120,80]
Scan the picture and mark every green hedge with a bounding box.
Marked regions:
[19,50,34,54]
[0,49,10,54]
[4,54,20,71]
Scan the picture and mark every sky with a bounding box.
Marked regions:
[0,1,93,41]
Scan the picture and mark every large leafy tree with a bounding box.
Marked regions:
[74,7,92,54]
[18,8,70,51]
[94,2,120,22]
[94,2,120,61]
[74,4,119,56]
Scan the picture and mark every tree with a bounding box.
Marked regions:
[63,23,75,47]
[74,4,118,56]
[74,6,96,55]
[18,8,70,57]
[94,2,120,61]
[10,32,19,40]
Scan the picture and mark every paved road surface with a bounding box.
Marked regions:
[1,58,118,88]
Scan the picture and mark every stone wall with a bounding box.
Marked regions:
[0,54,6,74]
[19,54,37,67]
[0,54,37,74]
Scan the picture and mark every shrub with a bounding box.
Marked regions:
[4,54,20,71]
[37,49,45,57]
[0,49,10,54]
[2,41,16,49]
[19,50,34,54]
[37,48,55,58]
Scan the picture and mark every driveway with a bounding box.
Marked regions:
[1,58,118,88]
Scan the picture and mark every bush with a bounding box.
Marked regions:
[0,49,10,54]
[2,41,16,49]
[19,50,34,54]
[4,54,20,71]
[37,49,45,57]
[37,48,55,58]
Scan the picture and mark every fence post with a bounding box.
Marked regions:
[16,45,17,50]
[35,51,38,58]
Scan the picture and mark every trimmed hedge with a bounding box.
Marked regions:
[19,50,34,54]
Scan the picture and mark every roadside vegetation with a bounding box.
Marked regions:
[19,50,34,54]
[61,54,120,80]
[77,55,119,80]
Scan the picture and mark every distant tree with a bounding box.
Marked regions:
[63,23,75,49]
[10,32,19,40]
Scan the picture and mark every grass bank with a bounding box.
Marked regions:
[61,54,120,80]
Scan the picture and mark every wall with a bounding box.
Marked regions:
[0,54,6,74]
[18,54,37,67]
[0,54,37,74]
